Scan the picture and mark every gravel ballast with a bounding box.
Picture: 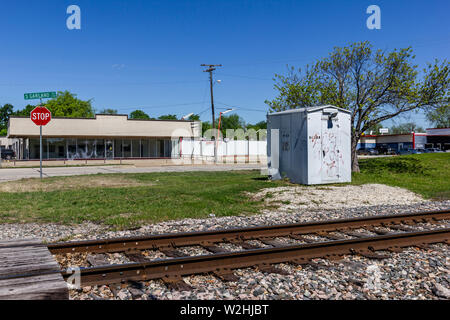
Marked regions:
[0,184,448,300]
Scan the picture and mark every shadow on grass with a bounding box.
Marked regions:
[251,177,270,181]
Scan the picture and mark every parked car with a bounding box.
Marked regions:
[375,146,398,155]
[386,148,398,155]
[0,148,15,160]
[357,148,379,155]
[399,149,423,155]
[425,148,443,153]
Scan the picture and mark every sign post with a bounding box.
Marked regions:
[30,105,52,179]
[25,92,55,179]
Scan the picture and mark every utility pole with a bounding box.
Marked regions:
[201,64,222,130]
[201,64,222,163]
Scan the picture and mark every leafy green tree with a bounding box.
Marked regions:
[201,121,212,135]
[158,114,178,120]
[390,122,425,134]
[187,114,200,121]
[427,105,449,128]
[246,120,267,131]
[99,108,118,115]
[130,110,151,120]
[265,42,449,172]
[0,104,14,136]
[219,114,245,134]
[365,122,383,135]
[13,104,35,117]
[45,91,95,118]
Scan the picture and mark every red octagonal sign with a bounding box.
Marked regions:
[30,106,52,126]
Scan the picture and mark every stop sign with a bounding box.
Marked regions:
[30,106,52,126]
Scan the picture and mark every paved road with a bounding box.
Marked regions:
[0,164,265,182]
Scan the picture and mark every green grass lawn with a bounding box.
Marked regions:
[353,153,450,200]
[0,171,288,228]
[0,153,448,228]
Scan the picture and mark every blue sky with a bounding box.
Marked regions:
[0,0,448,128]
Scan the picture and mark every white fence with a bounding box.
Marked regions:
[178,139,267,163]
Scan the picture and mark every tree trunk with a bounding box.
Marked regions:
[351,136,360,173]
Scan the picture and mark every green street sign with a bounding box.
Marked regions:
[24,92,57,100]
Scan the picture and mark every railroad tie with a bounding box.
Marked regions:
[124,252,149,263]
[160,248,188,258]
[388,224,416,232]
[341,231,369,238]
[162,276,193,292]
[86,254,110,267]
[350,249,391,260]
[259,238,285,247]
[201,244,230,254]
[289,234,316,243]
[315,232,348,240]
[414,243,431,250]
[229,240,262,250]
[364,227,391,235]
[257,263,290,276]
[213,269,239,282]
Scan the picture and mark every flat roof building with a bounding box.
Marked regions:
[357,132,444,151]
[8,114,201,160]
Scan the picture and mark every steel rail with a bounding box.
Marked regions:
[49,209,449,254]
[62,228,450,286]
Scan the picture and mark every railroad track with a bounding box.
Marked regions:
[49,209,449,288]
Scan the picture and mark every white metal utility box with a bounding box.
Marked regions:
[267,105,351,185]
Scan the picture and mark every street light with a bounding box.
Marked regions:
[181,113,194,120]
[215,108,234,163]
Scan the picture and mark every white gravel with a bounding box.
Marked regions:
[251,184,424,212]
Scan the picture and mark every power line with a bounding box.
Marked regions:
[110,101,206,111]
[216,73,273,81]
[0,80,209,87]
[201,64,222,129]
[216,101,268,113]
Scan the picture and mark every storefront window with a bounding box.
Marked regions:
[25,137,176,160]
[141,140,149,158]
[164,140,171,158]
[158,140,164,157]
[85,140,96,159]
[114,139,122,158]
[48,138,66,159]
[67,139,77,159]
[132,140,140,158]
[96,139,105,158]
[123,140,131,158]
[149,140,157,158]
[29,139,40,159]
[77,140,87,158]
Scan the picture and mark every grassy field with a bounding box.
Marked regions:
[0,153,448,228]
[353,153,450,200]
[0,171,288,228]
